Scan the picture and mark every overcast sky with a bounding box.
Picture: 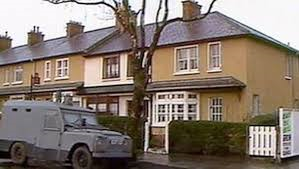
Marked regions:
[0,0,298,49]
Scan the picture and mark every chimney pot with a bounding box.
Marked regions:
[0,32,12,52]
[66,21,84,38]
[182,0,202,21]
[28,26,44,46]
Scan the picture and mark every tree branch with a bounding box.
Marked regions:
[44,0,116,11]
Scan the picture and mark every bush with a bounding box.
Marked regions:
[169,121,247,155]
[97,116,144,149]
[249,113,277,125]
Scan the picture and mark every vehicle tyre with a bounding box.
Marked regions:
[71,146,93,169]
[10,142,27,165]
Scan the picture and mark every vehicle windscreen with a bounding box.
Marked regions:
[61,108,105,129]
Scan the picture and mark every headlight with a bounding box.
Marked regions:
[96,135,107,144]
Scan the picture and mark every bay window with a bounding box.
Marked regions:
[153,92,199,126]
[86,96,119,116]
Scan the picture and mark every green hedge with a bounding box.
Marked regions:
[169,121,247,155]
[97,116,144,149]
[249,113,277,125]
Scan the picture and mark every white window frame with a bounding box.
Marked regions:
[12,66,23,85]
[152,92,200,127]
[3,69,10,86]
[285,54,292,80]
[209,97,223,121]
[174,45,199,75]
[207,42,222,72]
[252,94,261,116]
[55,58,69,80]
[44,61,51,81]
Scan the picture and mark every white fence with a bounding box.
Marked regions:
[249,126,277,157]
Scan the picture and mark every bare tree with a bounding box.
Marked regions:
[44,0,217,150]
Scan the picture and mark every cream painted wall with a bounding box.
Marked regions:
[245,38,299,116]
[84,53,133,87]
[119,96,133,117]
[0,62,34,87]
[0,54,85,88]
[152,38,248,84]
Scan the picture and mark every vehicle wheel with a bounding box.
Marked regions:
[10,142,27,165]
[71,146,93,169]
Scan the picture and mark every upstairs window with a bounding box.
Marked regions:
[286,54,292,79]
[175,46,199,73]
[208,42,222,71]
[127,54,134,77]
[4,69,10,84]
[14,66,23,82]
[103,56,120,79]
[56,58,69,78]
[44,61,51,80]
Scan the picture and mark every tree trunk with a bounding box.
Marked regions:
[131,67,146,154]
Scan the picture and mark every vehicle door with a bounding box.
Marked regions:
[38,109,63,161]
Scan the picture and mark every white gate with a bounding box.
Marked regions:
[249,126,277,157]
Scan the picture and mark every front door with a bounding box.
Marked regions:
[38,109,62,160]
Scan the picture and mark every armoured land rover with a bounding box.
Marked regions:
[0,101,132,169]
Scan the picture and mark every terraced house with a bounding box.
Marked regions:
[0,1,298,143]
[0,21,117,108]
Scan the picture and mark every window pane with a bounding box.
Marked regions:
[98,103,107,112]
[210,97,223,121]
[58,61,62,68]
[109,103,118,115]
[104,56,120,78]
[209,43,221,69]
[188,104,197,113]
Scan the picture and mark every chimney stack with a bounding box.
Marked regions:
[182,0,202,21]
[0,32,12,52]
[28,26,44,46]
[66,21,84,38]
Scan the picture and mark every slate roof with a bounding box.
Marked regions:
[89,11,298,55]
[147,76,246,92]
[0,27,117,66]
[0,11,297,66]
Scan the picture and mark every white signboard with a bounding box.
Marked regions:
[279,108,299,158]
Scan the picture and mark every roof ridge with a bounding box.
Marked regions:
[1,26,117,53]
[215,11,298,52]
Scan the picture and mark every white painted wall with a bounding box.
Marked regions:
[119,96,133,117]
[84,53,133,87]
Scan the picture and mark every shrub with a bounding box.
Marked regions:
[169,121,247,155]
[249,113,277,125]
[97,116,144,149]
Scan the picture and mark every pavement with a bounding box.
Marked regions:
[1,153,299,169]
[138,153,299,169]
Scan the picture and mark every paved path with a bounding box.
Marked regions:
[139,153,299,169]
[2,154,299,169]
